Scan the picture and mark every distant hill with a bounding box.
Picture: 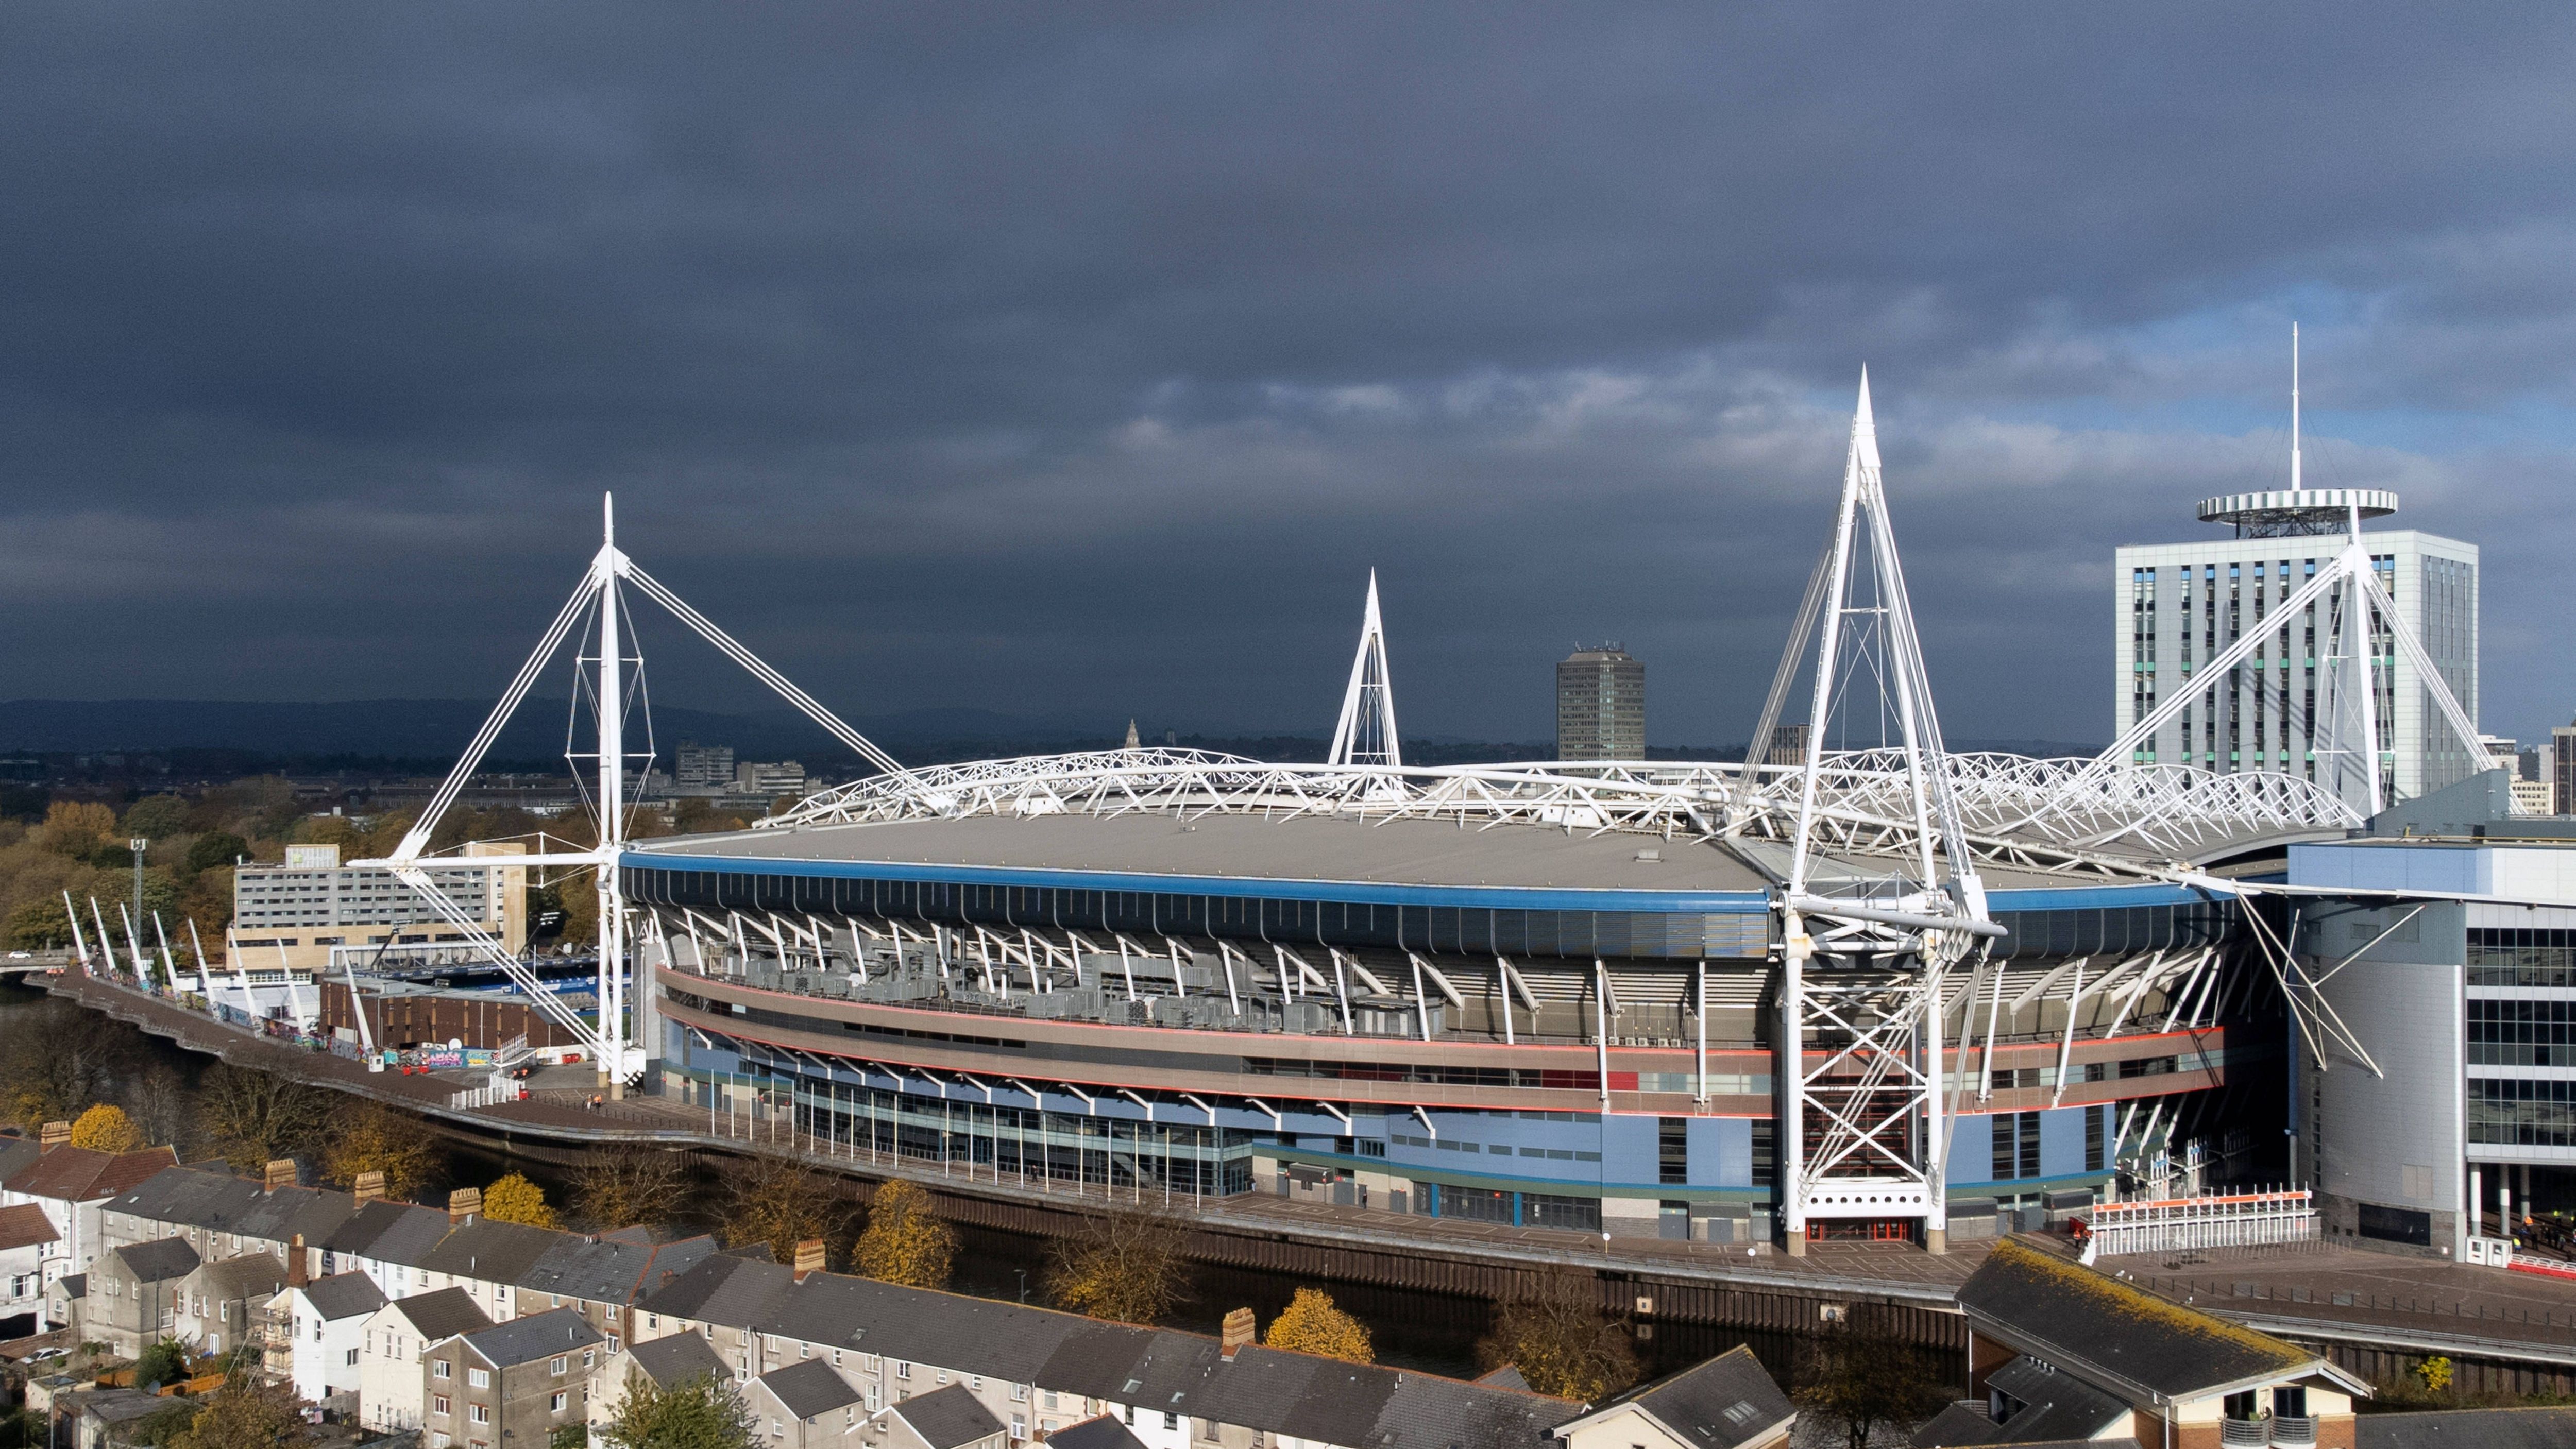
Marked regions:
[0,700,2100,772]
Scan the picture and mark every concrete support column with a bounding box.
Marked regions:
[2469,1166,2483,1238]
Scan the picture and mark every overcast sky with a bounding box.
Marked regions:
[8,6,2576,752]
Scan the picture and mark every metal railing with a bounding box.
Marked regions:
[2082,1189,2317,1259]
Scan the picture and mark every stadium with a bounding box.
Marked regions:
[370,389,2441,1254]
[621,747,2343,1248]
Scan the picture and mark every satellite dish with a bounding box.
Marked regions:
[448,1038,463,1050]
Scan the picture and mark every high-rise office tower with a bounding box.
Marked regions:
[1556,644,1644,761]
[2113,490,2478,804]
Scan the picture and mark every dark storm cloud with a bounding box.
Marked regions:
[6,5,2576,748]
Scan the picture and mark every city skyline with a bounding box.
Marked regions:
[7,10,2576,749]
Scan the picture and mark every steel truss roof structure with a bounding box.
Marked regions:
[766,746,2354,880]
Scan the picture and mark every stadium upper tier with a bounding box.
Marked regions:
[747,747,2358,873]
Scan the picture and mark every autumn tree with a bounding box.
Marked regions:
[572,1145,695,1231]
[35,802,117,856]
[1475,1278,1641,1403]
[718,1156,849,1265]
[197,1065,335,1173]
[1046,1206,1190,1325]
[69,1102,144,1152]
[321,1101,438,1200]
[852,1181,955,1288]
[0,1002,137,1128]
[1793,1316,1947,1449]
[482,1172,557,1228]
[171,1367,315,1449]
[598,1368,755,1449]
[1263,1288,1372,1363]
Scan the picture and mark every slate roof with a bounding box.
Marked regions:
[889,1383,1003,1449]
[105,1165,358,1248]
[110,1238,200,1284]
[1955,1239,2339,1401]
[1567,1343,1795,1449]
[0,1202,60,1251]
[301,1271,388,1321]
[517,1233,718,1308]
[0,1138,41,1188]
[634,1255,1581,1449]
[417,1218,560,1287]
[1044,1418,1147,1449]
[625,1331,729,1389]
[381,1287,493,1342]
[2359,1407,2576,1448]
[200,1254,289,1303]
[54,1274,84,1301]
[8,1146,178,1204]
[456,1307,604,1368]
[758,1359,866,1420]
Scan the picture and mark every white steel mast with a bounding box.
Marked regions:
[1773,371,1995,1258]
[1326,569,1402,769]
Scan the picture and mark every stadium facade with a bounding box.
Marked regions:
[618,753,2319,1248]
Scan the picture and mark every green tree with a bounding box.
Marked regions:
[852,1181,955,1289]
[482,1172,558,1228]
[0,1003,138,1129]
[548,1426,589,1449]
[70,1102,144,1152]
[1,897,72,951]
[598,1369,755,1449]
[184,833,250,876]
[321,1101,438,1199]
[122,796,192,841]
[1475,1278,1641,1403]
[1263,1288,1373,1363]
[196,1064,335,1173]
[171,1368,314,1449]
[1046,1206,1190,1325]
[717,1157,848,1266]
[134,1336,190,1390]
[571,1145,694,1231]
[1793,1316,1947,1449]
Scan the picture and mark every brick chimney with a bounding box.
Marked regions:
[448,1187,482,1225]
[38,1121,68,1153]
[265,1159,296,1192]
[353,1170,386,1207]
[791,1239,825,1282]
[288,1233,309,1289]
[1221,1307,1256,1361]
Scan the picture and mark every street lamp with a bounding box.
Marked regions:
[129,838,148,981]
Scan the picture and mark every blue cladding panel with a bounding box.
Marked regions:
[1947,1115,1995,1183]
[1687,1116,1738,1187]
[1599,1115,1657,1184]
[2040,1106,2088,1177]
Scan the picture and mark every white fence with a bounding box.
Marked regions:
[2081,1188,2318,1260]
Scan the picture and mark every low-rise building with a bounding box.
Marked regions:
[1551,1345,1793,1449]
[1920,1237,2368,1448]
[4,1135,180,1288]
[193,1252,287,1359]
[88,1238,199,1357]
[359,1287,493,1431]
[878,1383,1004,1449]
[271,1270,386,1407]
[0,1200,62,1331]
[427,1308,605,1449]
[751,1358,872,1449]
[591,1329,732,1445]
[229,841,527,975]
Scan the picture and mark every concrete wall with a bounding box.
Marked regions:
[2312,900,2466,1255]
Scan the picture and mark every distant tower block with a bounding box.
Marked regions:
[1556,644,1643,761]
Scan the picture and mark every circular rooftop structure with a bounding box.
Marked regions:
[2196,487,2398,538]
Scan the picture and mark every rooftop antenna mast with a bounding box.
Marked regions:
[2046,327,2485,827]
[1327,569,1403,770]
